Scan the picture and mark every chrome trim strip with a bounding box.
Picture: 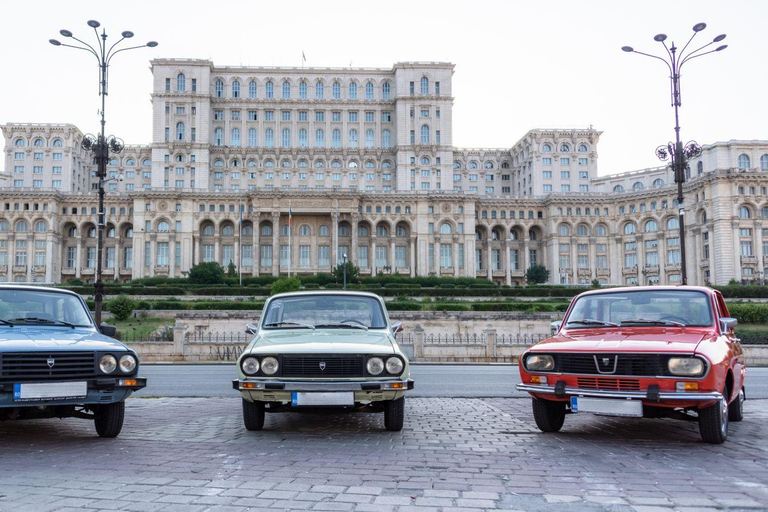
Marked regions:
[235,380,409,392]
[516,383,723,401]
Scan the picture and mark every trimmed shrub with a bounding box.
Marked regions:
[106,294,137,321]
[270,276,301,296]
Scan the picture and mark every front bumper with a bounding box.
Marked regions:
[517,382,723,402]
[0,377,147,407]
[233,379,414,392]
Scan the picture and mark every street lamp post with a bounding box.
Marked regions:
[623,23,727,285]
[342,253,348,290]
[50,21,157,326]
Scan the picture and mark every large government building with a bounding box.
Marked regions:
[2,59,767,286]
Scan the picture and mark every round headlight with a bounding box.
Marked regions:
[99,354,117,374]
[367,357,384,376]
[241,357,260,375]
[525,354,555,372]
[668,357,705,376]
[119,354,137,373]
[261,356,279,376]
[385,357,404,375]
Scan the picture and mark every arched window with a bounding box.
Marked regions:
[697,161,704,174]
[280,225,290,236]
[453,161,462,169]
[365,129,374,148]
[214,159,224,168]
[214,128,223,146]
[15,220,28,232]
[87,227,96,238]
[644,220,658,232]
[66,226,77,237]
[558,224,570,236]
[332,129,341,148]
[594,225,607,236]
[365,82,374,100]
[484,161,494,169]
[242,225,253,236]
[653,178,664,187]
[142,159,151,166]
[248,128,258,147]
[761,207,768,219]
[349,129,358,148]
[281,159,291,168]
[281,128,291,147]
[249,80,257,98]
[738,154,750,169]
[297,225,310,236]
[34,220,47,232]
[176,73,186,92]
[232,80,240,98]
[331,160,342,168]
[577,225,589,236]
[560,144,570,152]
[468,161,478,169]
[381,130,391,148]
[125,227,133,238]
[315,82,324,99]
[202,224,214,236]
[298,129,308,147]
[667,217,680,229]
[349,161,359,168]
[315,129,325,147]
[376,225,389,237]
[382,161,392,168]
[264,160,275,167]
[623,222,636,235]
[349,82,357,99]
[529,230,537,240]
[34,139,44,147]
[613,185,624,192]
[14,139,25,147]
[215,80,224,98]
[339,224,351,236]
[260,224,273,236]
[107,226,116,238]
[439,223,452,235]
[231,128,240,146]
[396,225,408,237]
[125,158,135,166]
[222,225,235,236]
[421,156,430,165]
[420,125,430,144]
[633,182,644,190]
[314,160,325,168]
[358,225,369,237]
[52,139,63,147]
[282,81,290,99]
[578,144,588,152]
[761,155,768,170]
[318,225,330,236]
[420,76,429,94]
[157,221,169,232]
[299,81,307,98]
[265,81,274,98]
[739,206,752,219]
[510,229,519,240]
[265,128,274,147]
[298,160,308,168]
[382,82,391,99]
[332,81,341,99]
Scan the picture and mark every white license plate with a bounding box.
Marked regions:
[570,396,643,417]
[14,382,88,401]
[291,392,354,406]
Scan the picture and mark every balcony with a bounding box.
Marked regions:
[596,268,610,277]
[395,266,411,275]
[741,255,757,265]
[441,267,455,275]
[476,268,488,277]
[700,259,710,268]
[120,267,133,275]
[622,266,638,275]
[81,268,95,275]
[61,267,76,275]
[643,265,660,274]
[577,268,591,277]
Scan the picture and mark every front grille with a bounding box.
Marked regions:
[577,377,641,391]
[281,355,365,378]
[556,353,668,376]
[0,352,97,381]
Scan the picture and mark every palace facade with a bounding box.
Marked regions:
[2,60,767,286]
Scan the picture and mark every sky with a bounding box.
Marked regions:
[1,0,766,176]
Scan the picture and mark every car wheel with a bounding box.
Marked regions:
[698,397,729,444]
[94,401,125,438]
[531,397,566,433]
[242,398,265,431]
[728,387,744,422]
[384,397,405,432]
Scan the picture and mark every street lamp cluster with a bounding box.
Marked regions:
[623,23,727,285]
[50,21,157,326]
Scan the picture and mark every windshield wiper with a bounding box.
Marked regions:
[8,317,76,328]
[620,319,685,327]
[263,321,315,330]
[314,322,369,331]
[0,319,14,326]
[566,319,619,327]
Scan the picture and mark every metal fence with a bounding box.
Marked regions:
[185,332,251,344]
[117,329,174,343]
[424,333,486,346]
[497,333,548,346]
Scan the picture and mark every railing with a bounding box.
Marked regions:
[497,333,547,345]
[424,333,486,346]
[185,332,250,344]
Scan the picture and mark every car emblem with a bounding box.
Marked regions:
[47,358,55,368]
[319,362,326,371]
[594,355,618,374]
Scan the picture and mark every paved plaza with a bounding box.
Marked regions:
[0,397,766,512]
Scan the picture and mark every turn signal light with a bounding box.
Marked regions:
[676,382,699,391]
[242,382,256,389]
[390,382,404,389]
[119,379,138,386]
[530,375,548,385]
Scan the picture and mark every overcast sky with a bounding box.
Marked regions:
[1,0,765,176]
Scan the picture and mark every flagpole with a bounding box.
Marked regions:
[239,204,243,287]
[335,199,339,266]
[288,200,292,278]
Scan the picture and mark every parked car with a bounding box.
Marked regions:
[0,285,146,437]
[233,291,413,431]
[517,286,745,444]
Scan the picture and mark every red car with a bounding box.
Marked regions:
[517,286,746,444]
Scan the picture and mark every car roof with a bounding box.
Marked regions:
[575,285,715,298]
[0,284,81,297]
[269,290,383,300]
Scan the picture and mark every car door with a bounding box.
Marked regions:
[715,291,746,399]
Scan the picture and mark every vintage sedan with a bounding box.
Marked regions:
[233,291,413,431]
[517,286,745,444]
[0,285,146,437]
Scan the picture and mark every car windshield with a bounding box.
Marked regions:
[565,289,714,328]
[262,295,387,330]
[0,289,93,327]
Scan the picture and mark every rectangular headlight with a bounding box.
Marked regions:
[668,357,705,377]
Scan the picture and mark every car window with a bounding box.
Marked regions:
[263,295,387,329]
[0,289,93,327]
[566,290,714,327]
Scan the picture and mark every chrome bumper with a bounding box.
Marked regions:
[233,379,414,392]
[516,383,723,401]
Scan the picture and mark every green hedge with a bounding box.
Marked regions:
[733,327,768,345]
[726,303,768,324]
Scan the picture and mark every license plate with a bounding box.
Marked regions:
[14,382,88,401]
[570,396,643,417]
[291,392,354,406]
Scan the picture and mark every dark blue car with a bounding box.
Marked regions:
[0,286,146,437]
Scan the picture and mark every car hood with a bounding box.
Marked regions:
[0,327,130,352]
[534,328,713,354]
[251,329,396,355]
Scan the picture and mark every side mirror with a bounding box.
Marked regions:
[100,324,117,337]
[245,323,258,335]
[720,317,738,332]
[392,321,403,335]
[550,321,562,335]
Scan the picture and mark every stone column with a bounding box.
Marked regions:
[570,236,577,285]
[659,237,667,284]
[610,236,622,286]
[410,237,416,277]
[271,213,280,276]
[589,237,596,283]
[194,234,200,265]
[732,221,741,281]
[332,213,339,267]
[486,240,493,282]
[76,238,82,279]
[504,240,511,286]
[214,234,220,266]
[434,238,441,274]
[351,215,359,265]
[253,215,260,276]
[6,234,13,282]
[755,220,764,278]
[522,238,529,273]
[26,234,33,282]
[114,236,122,278]
[371,240,377,275]
[390,240,396,272]
[46,236,54,283]
[636,233,645,285]
[169,234,176,277]
[453,236,460,277]
[148,234,156,278]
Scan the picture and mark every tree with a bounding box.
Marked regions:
[188,262,225,285]
[227,260,237,277]
[270,276,301,296]
[332,261,360,284]
[106,294,137,321]
[526,265,550,285]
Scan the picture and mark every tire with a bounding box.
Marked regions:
[384,397,405,432]
[242,398,265,431]
[728,387,744,422]
[698,398,729,444]
[94,401,125,438]
[531,397,566,433]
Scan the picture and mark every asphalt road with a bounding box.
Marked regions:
[135,364,768,399]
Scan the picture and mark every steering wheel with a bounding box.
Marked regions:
[659,315,688,324]
[340,319,367,327]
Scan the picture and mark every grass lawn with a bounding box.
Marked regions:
[110,316,175,340]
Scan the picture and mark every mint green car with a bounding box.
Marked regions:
[233,291,413,431]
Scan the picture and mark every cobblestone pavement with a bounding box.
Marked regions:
[0,397,767,512]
